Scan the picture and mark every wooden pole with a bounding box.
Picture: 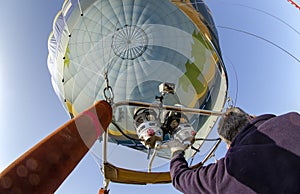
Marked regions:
[0,100,112,194]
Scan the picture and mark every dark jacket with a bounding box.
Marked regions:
[170,112,300,194]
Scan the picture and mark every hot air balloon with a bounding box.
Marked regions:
[0,1,229,192]
[48,0,228,191]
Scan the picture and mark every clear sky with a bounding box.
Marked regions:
[1,0,299,194]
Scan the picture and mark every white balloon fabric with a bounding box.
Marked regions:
[48,0,228,160]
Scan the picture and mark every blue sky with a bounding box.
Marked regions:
[0,0,299,193]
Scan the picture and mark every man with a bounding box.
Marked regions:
[170,107,300,194]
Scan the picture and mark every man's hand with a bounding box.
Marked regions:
[167,139,189,157]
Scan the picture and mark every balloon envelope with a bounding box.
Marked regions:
[48,0,228,163]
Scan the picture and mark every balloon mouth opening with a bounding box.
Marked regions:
[111,25,148,60]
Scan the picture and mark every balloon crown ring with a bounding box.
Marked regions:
[111,25,148,60]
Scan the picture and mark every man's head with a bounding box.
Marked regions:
[217,107,251,146]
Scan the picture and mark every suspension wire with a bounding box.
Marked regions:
[100,0,114,103]
[218,26,300,64]
[223,56,239,107]
[189,138,222,166]
[206,1,300,63]
[183,0,300,104]
[186,1,300,105]
[184,1,300,65]
[77,0,83,16]
[191,137,221,154]
[189,145,202,165]
[111,120,141,141]
[215,2,300,36]
[195,137,221,142]
[101,1,127,104]
[104,1,124,73]
[103,72,114,103]
[70,0,87,105]
[74,0,107,102]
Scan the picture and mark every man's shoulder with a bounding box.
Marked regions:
[278,111,300,121]
[258,112,300,129]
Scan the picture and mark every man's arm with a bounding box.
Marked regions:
[170,152,256,194]
[170,152,191,193]
[171,152,220,194]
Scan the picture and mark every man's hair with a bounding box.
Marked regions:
[217,107,250,145]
